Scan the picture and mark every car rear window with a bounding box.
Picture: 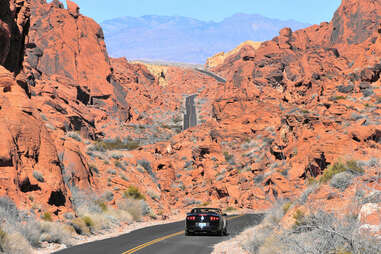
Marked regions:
[191,208,221,213]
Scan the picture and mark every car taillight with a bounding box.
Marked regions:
[210,216,219,221]
[187,216,196,221]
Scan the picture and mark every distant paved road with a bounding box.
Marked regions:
[183,94,197,130]
[194,68,226,83]
[54,214,264,254]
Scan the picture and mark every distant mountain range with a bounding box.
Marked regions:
[101,14,310,64]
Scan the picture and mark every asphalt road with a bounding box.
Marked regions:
[183,94,197,130]
[194,68,226,83]
[55,214,264,254]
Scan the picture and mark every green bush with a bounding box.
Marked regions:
[0,227,7,251]
[41,212,52,222]
[70,218,90,235]
[320,160,363,183]
[292,209,306,228]
[94,138,140,151]
[224,206,236,212]
[329,95,346,101]
[95,201,108,212]
[282,202,292,214]
[124,186,145,200]
[82,216,94,228]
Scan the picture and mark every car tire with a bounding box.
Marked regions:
[185,230,192,236]
[217,229,223,236]
[223,227,228,236]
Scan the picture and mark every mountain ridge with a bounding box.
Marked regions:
[101,13,310,64]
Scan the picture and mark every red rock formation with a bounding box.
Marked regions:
[0,0,30,73]
[1,0,381,229]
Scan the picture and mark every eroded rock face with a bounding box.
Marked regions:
[0,0,30,73]
[25,0,112,96]
[0,66,70,214]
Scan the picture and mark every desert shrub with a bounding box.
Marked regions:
[320,160,363,183]
[137,160,157,180]
[32,170,45,183]
[41,212,52,222]
[19,221,42,247]
[102,190,114,202]
[111,151,124,160]
[223,152,234,163]
[280,210,381,254]
[298,184,319,204]
[239,202,381,254]
[345,160,364,174]
[82,216,94,228]
[107,169,117,175]
[117,198,150,221]
[38,222,72,245]
[330,172,353,191]
[184,198,201,207]
[2,232,32,254]
[124,186,145,200]
[292,209,306,229]
[70,187,104,215]
[94,138,140,151]
[70,218,90,235]
[329,95,347,101]
[0,227,7,252]
[224,206,236,212]
[146,189,161,201]
[95,200,108,212]
[66,131,82,142]
[282,202,292,214]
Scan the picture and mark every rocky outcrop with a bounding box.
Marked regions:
[0,0,31,73]
[24,0,112,96]
[206,40,261,69]
[0,66,70,215]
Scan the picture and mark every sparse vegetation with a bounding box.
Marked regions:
[224,206,236,212]
[93,137,140,151]
[32,170,45,183]
[329,95,347,101]
[282,202,292,214]
[320,160,363,183]
[137,160,157,181]
[41,212,52,222]
[234,198,381,254]
[66,131,82,142]
[124,186,145,200]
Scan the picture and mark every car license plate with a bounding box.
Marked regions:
[197,223,207,228]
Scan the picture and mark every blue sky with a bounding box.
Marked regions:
[63,0,341,24]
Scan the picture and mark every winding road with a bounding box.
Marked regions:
[54,214,264,254]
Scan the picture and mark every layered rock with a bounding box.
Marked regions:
[0,0,30,73]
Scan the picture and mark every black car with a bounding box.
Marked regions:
[185,208,228,236]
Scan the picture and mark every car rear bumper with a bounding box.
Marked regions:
[186,223,220,233]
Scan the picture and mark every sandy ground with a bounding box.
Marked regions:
[33,214,184,254]
[212,237,248,254]
[212,210,267,254]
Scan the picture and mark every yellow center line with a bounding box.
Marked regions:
[122,214,245,254]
